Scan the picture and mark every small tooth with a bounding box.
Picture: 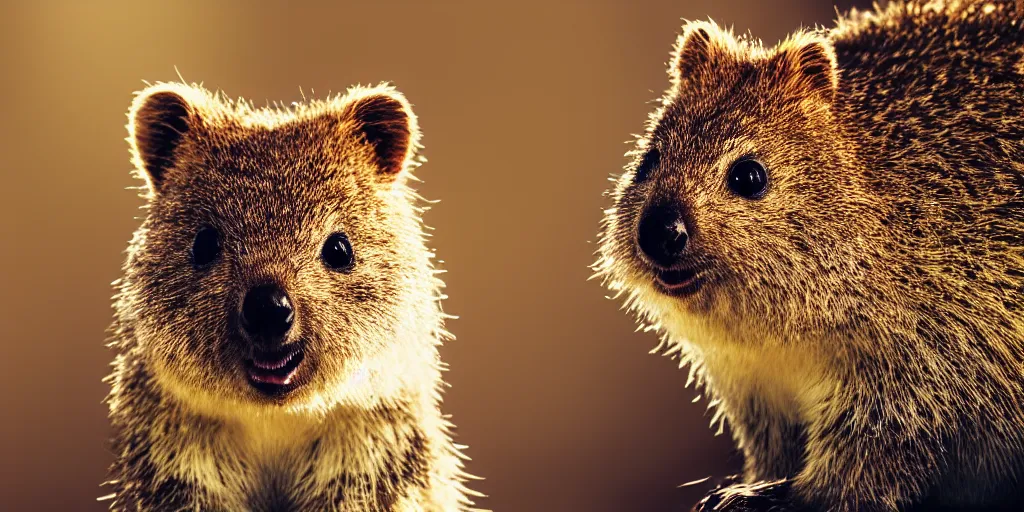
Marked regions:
[253,350,297,370]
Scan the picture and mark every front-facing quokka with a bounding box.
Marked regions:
[104,82,481,511]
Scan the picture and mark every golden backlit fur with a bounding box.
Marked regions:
[104,82,481,511]
[596,1,1024,510]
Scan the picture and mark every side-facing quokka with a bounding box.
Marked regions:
[596,1,1024,510]
[104,82,481,511]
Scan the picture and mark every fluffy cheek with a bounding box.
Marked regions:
[699,221,824,333]
[600,186,644,262]
[127,264,244,400]
[297,302,358,395]
[296,268,406,397]
[599,198,667,310]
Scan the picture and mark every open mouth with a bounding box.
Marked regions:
[654,267,704,297]
[245,344,305,395]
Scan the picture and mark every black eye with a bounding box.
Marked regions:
[321,233,355,271]
[191,226,221,268]
[727,158,769,199]
[632,147,660,184]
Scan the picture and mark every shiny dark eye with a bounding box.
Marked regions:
[632,147,660,184]
[727,158,769,199]
[191,226,221,268]
[321,233,354,271]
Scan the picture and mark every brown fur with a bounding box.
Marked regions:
[596,1,1024,510]
[104,82,481,511]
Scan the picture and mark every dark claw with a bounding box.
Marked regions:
[693,479,796,512]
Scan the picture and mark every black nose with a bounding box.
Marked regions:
[637,202,689,268]
[240,284,294,342]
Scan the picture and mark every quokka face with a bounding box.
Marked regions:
[596,22,883,345]
[117,83,442,414]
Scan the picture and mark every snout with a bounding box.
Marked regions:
[238,283,306,394]
[241,283,294,342]
[636,201,705,296]
[637,201,690,268]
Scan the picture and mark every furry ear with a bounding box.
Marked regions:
[128,85,202,195]
[670,21,735,88]
[341,88,419,181]
[773,36,838,104]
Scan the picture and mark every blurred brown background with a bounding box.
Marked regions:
[0,1,869,510]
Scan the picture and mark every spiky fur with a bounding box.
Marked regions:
[104,82,481,511]
[595,1,1024,510]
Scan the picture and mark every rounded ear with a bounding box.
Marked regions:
[341,87,419,182]
[773,35,838,104]
[128,84,202,195]
[669,20,736,89]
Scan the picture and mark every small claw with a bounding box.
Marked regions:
[693,479,795,512]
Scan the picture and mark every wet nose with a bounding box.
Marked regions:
[637,202,689,268]
[240,283,294,342]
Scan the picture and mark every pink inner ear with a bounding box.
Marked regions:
[347,94,412,178]
[133,91,193,192]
